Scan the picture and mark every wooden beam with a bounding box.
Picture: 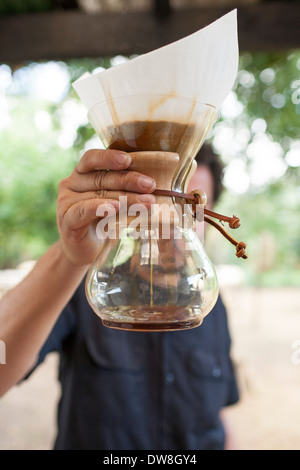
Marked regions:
[0,2,299,64]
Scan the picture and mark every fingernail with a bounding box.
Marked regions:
[115,153,130,166]
[110,200,120,209]
[138,175,155,189]
[136,194,155,203]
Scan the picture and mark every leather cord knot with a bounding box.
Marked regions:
[235,241,247,259]
[153,188,248,260]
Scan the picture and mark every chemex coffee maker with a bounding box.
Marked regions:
[73,10,247,332]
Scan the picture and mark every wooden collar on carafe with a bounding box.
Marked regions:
[153,188,248,260]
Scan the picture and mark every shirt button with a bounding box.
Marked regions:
[212,365,222,378]
[165,372,175,384]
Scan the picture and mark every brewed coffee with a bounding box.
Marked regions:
[107,120,199,155]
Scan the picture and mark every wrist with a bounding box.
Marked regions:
[55,240,91,275]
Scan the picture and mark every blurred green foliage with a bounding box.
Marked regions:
[0,95,76,265]
[208,50,300,285]
[0,0,79,15]
[0,0,53,14]
[0,52,300,288]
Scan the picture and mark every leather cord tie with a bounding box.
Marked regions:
[153,189,248,260]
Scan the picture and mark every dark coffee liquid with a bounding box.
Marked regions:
[100,305,204,332]
[107,120,198,154]
[102,318,202,332]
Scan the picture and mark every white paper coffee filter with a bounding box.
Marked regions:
[73,72,106,110]
[73,9,239,116]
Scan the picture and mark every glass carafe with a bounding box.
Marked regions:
[85,95,219,331]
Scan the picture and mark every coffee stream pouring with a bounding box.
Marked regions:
[73,10,247,331]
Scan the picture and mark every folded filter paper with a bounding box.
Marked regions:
[73,9,239,116]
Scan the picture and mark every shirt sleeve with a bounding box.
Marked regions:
[24,301,76,378]
[224,356,240,407]
[37,302,76,364]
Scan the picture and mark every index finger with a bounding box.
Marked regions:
[76,149,131,174]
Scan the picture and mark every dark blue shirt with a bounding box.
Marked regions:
[37,281,238,450]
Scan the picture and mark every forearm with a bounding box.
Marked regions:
[0,241,88,397]
[0,148,154,397]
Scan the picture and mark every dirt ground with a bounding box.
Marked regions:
[0,281,300,450]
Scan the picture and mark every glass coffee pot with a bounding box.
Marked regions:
[85,94,246,331]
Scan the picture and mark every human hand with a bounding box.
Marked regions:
[57,149,156,266]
